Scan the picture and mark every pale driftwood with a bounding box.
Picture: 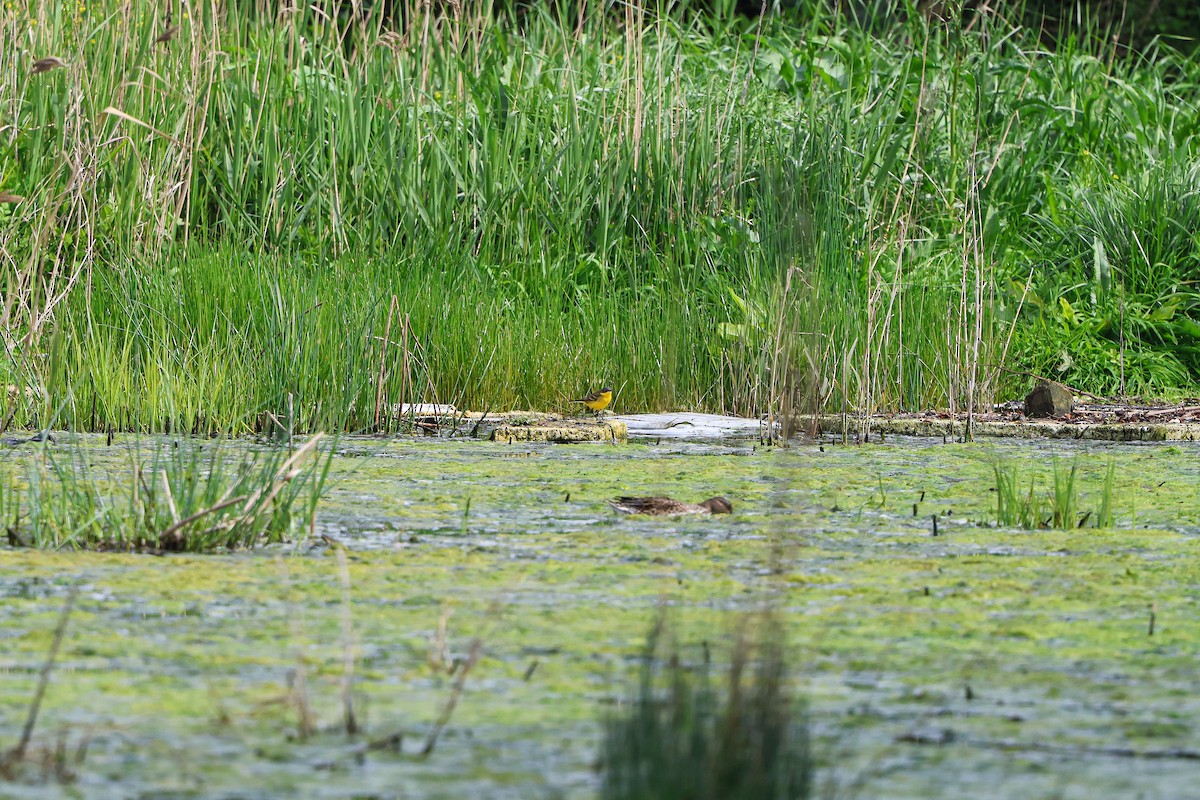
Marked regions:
[393,403,457,415]
[615,413,773,439]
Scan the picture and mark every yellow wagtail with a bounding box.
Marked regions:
[574,386,613,414]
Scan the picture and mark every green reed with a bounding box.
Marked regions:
[601,613,811,800]
[2,1,1198,432]
[0,435,331,551]
[993,457,1119,530]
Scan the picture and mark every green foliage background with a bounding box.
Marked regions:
[1,0,1198,433]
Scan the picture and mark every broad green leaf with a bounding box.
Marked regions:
[1148,295,1181,322]
[1058,297,1077,325]
[1092,236,1110,298]
[1010,279,1042,308]
[1174,317,1200,340]
[727,288,748,315]
[718,322,749,340]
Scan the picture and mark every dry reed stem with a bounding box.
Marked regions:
[418,635,483,758]
[429,604,453,673]
[238,433,324,518]
[3,585,78,767]
[160,470,179,525]
[336,547,360,736]
[276,556,315,740]
[157,493,250,544]
[374,295,399,430]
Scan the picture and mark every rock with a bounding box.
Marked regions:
[1024,381,1074,418]
[490,419,626,443]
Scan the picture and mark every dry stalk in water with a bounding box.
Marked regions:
[2,585,78,771]
[429,604,453,673]
[418,636,483,758]
[336,547,359,736]
[277,556,315,740]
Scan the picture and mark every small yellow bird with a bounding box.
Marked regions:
[574,386,613,414]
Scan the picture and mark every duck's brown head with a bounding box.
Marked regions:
[701,496,733,514]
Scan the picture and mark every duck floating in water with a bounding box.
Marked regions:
[609,496,732,516]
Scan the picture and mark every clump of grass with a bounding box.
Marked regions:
[1050,459,1080,527]
[1,436,332,551]
[1097,460,1116,528]
[601,615,812,800]
[993,458,1118,529]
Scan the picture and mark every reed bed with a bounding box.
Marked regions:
[1,1,1198,432]
[0,435,331,551]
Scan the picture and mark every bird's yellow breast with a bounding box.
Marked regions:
[582,390,612,411]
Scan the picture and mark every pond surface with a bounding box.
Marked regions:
[1,433,1198,799]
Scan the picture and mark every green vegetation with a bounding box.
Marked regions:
[1024,0,1200,53]
[0,436,330,551]
[2,1,1199,432]
[992,458,1117,529]
[0,438,1195,795]
[602,614,811,800]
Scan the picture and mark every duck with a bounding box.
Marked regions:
[609,496,733,516]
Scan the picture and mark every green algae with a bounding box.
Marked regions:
[0,434,1197,798]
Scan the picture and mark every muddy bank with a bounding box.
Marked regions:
[345,407,1200,443]
[818,401,1200,441]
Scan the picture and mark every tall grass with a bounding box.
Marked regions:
[601,614,811,800]
[0,435,331,551]
[2,1,1199,431]
[993,457,1118,529]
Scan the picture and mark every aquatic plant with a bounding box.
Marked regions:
[0,436,332,551]
[1097,461,1117,528]
[601,615,812,800]
[992,458,1118,529]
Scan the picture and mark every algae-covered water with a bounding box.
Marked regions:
[1,434,1198,799]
